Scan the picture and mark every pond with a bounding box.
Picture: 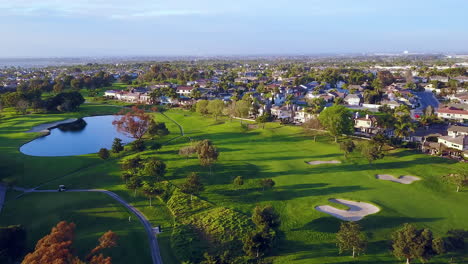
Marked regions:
[20,115,135,157]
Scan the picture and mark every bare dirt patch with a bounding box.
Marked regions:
[307,160,341,165]
[376,174,421,184]
[315,198,380,221]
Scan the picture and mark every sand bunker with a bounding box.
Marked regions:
[307,160,341,165]
[25,118,78,133]
[376,174,421,184]
[315,198,380,221]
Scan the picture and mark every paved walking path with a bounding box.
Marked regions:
[3,109,190,264]
[12,187,164,264]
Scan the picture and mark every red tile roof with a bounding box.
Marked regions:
[438,107,468,115]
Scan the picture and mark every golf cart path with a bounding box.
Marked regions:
[18,188,164,264]
[4,109,190,264]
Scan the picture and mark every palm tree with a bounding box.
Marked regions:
[394,120,416,140]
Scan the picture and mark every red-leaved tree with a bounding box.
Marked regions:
[22,222,118,264]
[22,221,77,264]
[112,106,151,140]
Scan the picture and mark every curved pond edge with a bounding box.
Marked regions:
[19,115,126,157]
[25,118,79,134]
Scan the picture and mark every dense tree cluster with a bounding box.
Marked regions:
[22,221,118,264]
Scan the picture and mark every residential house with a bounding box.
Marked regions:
[176,86,194,96]
[451,93,468,104]
[270,106,293,120]
[453,76,468,83]
[447,125,468,137]
[344,94,362,106]
[294,108,314,123]
[354,114,381,136]
[430,76,449,83]
[436,107,468,122]
[438,134,468,151]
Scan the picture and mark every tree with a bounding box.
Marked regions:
[207,99,224,120]
[336,222,367,258]
[233,176,244,188]
[339,139,355,158]
[178,145,197,159]
[142,158,166,182]
[393,115,416,140]
[15,99,29,115]
[119,74,132,84]
[377,70,394,86]
[180,172,204,200]
[196,140,219,170]
[22,221,78,264]
[113,106,151,140]
[196,100,209,115]
[148,120,170,138]
[98,148,110,160]
[252,205,281,231]
[256,114,270,129]
[87,231,118,261]
[141,182,163,206]
[0,225,26,263]
[22,221,117,264]
[111,138,124,153]
[443,165,468,192]
[129,139,145,152]
[319,105,354,142]
[392,223,440,264]
[360,141,384,164]
[243,229,276,259]
[189,88,202,99]
[70,78,83,90]
[259,178,275,190]
[235,100,251,123]
[121,155,143,173]
[44,92,85,112]
[53,81,65,93]
[126,176,143,197]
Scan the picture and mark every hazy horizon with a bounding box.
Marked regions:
[1,0,467,57]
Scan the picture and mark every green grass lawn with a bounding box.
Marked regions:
[1,106,467,264]
[0,192,151,264]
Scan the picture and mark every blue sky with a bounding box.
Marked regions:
[0,0,467,57]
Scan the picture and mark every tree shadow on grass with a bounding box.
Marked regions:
[360,215,443,231]
[306,157,451,175]
[215,184,370,203]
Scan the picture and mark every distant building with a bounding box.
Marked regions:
[176,86,194,96]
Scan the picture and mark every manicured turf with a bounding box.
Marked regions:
[1,106,467,263]
[0,192,152,264]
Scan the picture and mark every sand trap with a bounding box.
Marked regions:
[307,160,341,165]
[315,198,380,221]
[376,174,421,184]
[25,118,78,133]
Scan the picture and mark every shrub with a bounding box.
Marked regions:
[129,140,145,152]
[98,148,110,160]
[149,142,162,151]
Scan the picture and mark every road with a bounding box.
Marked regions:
[4,111,189,264]
[412,91,440,119]
[21,188,164,264]
[415,91,439,110]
